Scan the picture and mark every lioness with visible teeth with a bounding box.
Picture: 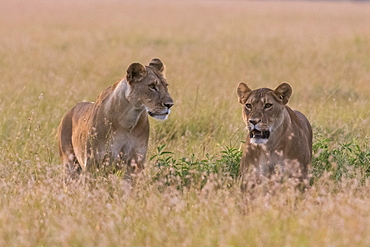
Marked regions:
[237,82,312,184]
[58,58,173,181]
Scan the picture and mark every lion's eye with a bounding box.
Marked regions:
[265,103,272,109]
[245,104,252,109]
[148,84,157,91]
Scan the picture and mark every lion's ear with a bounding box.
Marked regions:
[149,58,165,74]
[126,63,146,83]
[237,82,252,104]
[273,83,292,105]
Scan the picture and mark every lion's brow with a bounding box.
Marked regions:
[156,77,168,86]
[160,80,168,86]
[149,68,168,86]
[253,88,272,98]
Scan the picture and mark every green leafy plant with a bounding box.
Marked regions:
[152,138,370,189]
[150,145,241,189]
[312,136,370,184]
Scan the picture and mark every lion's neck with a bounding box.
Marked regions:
[264,108,291,151]
[102,79,147,131]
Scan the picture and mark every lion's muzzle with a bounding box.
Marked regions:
[248,118,270,144]
[250,129,270,139]
[147,102,173,120]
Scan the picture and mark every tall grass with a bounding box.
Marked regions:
[0,0,370,246]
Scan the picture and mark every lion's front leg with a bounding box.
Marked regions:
[122,152,145,182]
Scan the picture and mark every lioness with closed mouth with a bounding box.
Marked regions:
[58,58,173,181]
[237,82,312,186]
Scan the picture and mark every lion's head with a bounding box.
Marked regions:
[237,82,292,145]
[125,58,174,120]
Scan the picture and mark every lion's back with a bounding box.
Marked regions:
[293,109,313,149]
[58,102,94,154]
[71,102,94,120]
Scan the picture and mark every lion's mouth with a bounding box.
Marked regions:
[148,111,170,120]
[250,129,270,140]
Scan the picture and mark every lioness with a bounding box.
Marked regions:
[236,82,312,185]
[58,58,173,181]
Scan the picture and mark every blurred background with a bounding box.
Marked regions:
[1,0,369,161]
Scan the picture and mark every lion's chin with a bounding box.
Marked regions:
[147,108,171,120]
[148,111,169,120]
[250,138,268,145]
[249,129,270,145]
[152,114,169,120]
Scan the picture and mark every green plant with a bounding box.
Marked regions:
[312,136,370,184]
[152,138,370,188]
[150,145,241,189]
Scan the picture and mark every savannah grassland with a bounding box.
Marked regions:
[1,0,370,246]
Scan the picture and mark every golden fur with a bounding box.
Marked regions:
[58,58,173,180]
[237,82,312,184]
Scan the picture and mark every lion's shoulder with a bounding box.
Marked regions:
[95,81,120,105]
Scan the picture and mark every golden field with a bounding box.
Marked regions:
[0,1,370,246]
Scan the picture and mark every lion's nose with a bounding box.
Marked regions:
[249,118,261,126]
[163,102,174,109]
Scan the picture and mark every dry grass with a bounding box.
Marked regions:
[0,0,370,246]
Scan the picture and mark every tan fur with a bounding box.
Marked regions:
[237,82,312,184]
[58,58,173,181]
